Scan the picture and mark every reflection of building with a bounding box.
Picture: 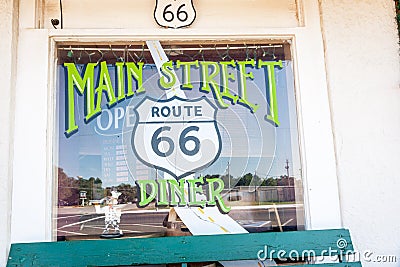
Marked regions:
[132,157,160,182]
[223,186,296,203]
[102,137,154,185]
[134,159,152,181]
[115,145,129,183]
[102,138,130,185]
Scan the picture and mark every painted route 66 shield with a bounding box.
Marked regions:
[154,0,196,29]
[131,96,221,180]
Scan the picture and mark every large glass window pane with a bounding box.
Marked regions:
[54,41,304,241]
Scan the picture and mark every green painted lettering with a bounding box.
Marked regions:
[220,60,239,104]
[186,178,206,208]
[126,62,145,96]
[257,60,283,126]
[136,180,158,207]
[169,179,187,206]
[237,60,259,113]
[159,61,177,89]
[64,62,97,135]
[157,179,169,206]
[115,62,125,101]
[200,61,229,108]
[95,61,117,114]
[206,178,231,213]
[176,60,199,90]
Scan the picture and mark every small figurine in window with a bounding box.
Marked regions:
[94,190,124,238]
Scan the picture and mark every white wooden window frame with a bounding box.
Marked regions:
[10,0,341,243]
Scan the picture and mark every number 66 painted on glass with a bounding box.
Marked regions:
[151,126,200,157]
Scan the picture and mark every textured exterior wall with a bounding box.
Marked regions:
[319,0,400,265]
[0,0,18,265]
[41,0,300,29]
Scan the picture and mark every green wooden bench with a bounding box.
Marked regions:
[7,229,361,267]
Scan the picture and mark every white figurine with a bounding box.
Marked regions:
[94,190,124,238]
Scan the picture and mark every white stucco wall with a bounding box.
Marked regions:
[0,0,18,265]
[320,0,400,265]
[41,0,301,29]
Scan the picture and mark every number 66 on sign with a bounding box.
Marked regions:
[131,96,222,180]
[154,0,196,28]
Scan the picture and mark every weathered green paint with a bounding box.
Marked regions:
[7,229,362,267]
[287,264,361,267]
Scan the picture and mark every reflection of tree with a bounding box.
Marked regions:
[235,173,253,186]
[276,175,294,186]
[260,175,294,186]
[57,168,105,206]
[79,177,104,200]
[57,167,140,206]
[220,174,232,189]
[261,177,278,186]
[57,168,79,206]
[216,172,295,187]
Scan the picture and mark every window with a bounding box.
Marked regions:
[54,41,304,240]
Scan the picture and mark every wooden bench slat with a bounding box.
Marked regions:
[7,229,359,267]
[285,263,362,267]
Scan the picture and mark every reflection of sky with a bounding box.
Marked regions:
[56,61,300,186]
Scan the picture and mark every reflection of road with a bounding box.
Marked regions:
[57,205,169,239]
[57,204,303,239]
[230,205,302,232]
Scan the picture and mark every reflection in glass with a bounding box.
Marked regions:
[55,42,304,241]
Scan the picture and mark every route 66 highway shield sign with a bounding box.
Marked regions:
[131,96,221,180]
[154,0,196,29]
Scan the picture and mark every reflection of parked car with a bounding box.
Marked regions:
[227,191,242,201]
[58,200,69,206]
[89,200,103,205]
